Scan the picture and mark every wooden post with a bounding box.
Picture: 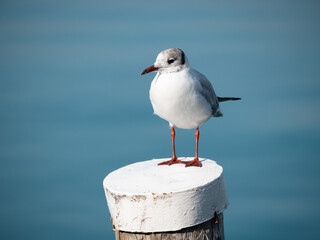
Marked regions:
[114,213,224,240]
[103,158,229,240]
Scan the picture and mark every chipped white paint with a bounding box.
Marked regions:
[103,158,229,233]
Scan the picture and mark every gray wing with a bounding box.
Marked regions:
[193,70,222,117]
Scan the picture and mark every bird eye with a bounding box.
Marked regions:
[167,58,175,64]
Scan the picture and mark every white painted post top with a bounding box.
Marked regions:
[103,158,229,233]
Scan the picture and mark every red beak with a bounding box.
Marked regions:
[141,65,159,75]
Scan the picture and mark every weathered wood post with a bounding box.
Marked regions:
[103,158,229,240]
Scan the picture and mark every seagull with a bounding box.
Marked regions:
[141,48,240,167]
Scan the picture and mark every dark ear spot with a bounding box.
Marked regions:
[178,48,185,65]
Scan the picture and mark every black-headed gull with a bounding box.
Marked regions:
[141,48,240,167]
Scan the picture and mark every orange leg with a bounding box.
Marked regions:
[181,128,202,167]
[158,126,181,166]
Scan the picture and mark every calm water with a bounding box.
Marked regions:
[1,1,320,239]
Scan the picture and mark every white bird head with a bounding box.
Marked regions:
[141,48,188,75]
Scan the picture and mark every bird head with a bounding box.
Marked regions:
[141,48,188,75]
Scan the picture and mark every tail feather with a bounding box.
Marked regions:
[217,97,241,102]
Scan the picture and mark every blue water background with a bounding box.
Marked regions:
[1,1,320,239]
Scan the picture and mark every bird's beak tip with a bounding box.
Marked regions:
[141,65,158,76]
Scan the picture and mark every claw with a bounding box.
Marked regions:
[181,158,202,167]
[158,157,181,166]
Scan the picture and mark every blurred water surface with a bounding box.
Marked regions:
[0,1,320,239]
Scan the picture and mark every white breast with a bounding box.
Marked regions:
[149,68,212,129]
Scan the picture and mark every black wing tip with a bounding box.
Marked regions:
[217,97,241,102]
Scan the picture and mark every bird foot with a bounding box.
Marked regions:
[181,158,202,167]
[158,157,181,166]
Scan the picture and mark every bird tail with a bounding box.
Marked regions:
[217,97,241,102]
